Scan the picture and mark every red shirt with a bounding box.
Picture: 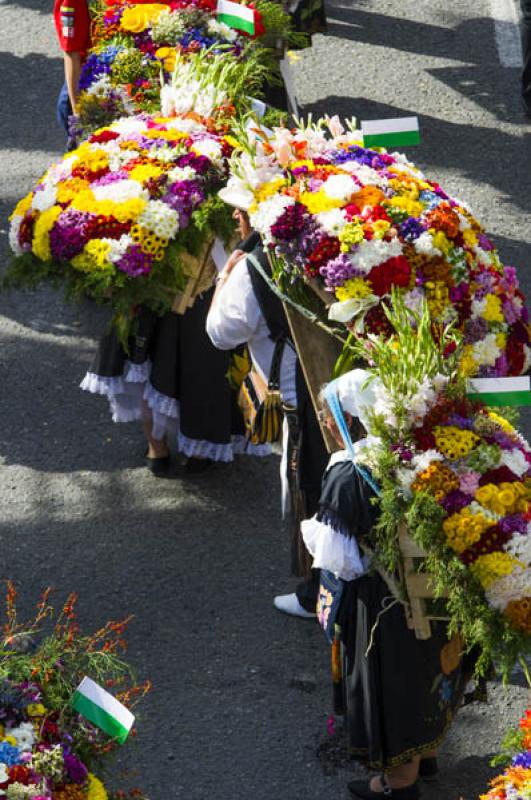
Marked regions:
[53,0,91,54]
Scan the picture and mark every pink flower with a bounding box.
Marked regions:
[459,471,481,495]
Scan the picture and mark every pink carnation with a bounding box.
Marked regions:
[459,471,481,495]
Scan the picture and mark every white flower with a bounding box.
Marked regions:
[322,174,357,201]
[485,565,531,611]
[165,116,206,135]
[472,333,501,368]
[316,208,347,236]
[167,165,197,183]
[414,231,441,256]
[111,117,147,136]
[504,533,531,567]
[342,162,383,187]
[137,200,179,239]
[191,138,223,166]
[108,148,138,172]
[104,234,134,263]
[349,237,403,274]
[500,447,529,477]
[32,184,57,212]
[93,180,148,203]
[207,18,238,41]
[471,297,487,319]
[8,216,24,256]
[9,722,35,753]
[328,294,379,323]
[411,449,443,475]
[249,194,295,243]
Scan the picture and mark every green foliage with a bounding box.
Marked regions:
[111,48,147,85]
[253,0,309,50]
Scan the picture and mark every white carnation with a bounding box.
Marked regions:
[104,234,134,263]
[322,174,357,201]
[138,200,179,239]
[504,533,531,567]
[500,448,529,477]
[414,231,441,256]
[485,565,531,611]
[93,180,148,202]
[32,184,57,212]
[250,194,295,243]
[316,208,348,236]
[472,333,501,368]
[349,237,403,274]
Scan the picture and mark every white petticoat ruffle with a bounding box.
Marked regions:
[81,363,272,461]
[301,515,367,581]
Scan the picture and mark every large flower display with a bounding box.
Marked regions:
[349,295,531,674]
[481,708,531,800]
[0,584,150,800]
[8,110,234,324]
[223,118,531,378]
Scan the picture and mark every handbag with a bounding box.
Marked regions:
[238,338,285,445]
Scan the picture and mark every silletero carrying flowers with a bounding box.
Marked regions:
[480,707,531,799]
[0,583,150,799]
[222,116,530,377]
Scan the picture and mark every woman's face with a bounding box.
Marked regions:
[319,410,353,448]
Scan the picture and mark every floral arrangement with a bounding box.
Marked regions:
[7,110,235,336]
[77,0,300,134]
[0,583,150,799]
[223,117,531,378]
[349,294,531,676]
[481,708,531,799]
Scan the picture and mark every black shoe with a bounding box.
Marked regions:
[145,455,180,479]
[347,776,420,800]
[419,757,438,782]
[183,457,215,475]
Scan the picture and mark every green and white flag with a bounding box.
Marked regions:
[72,677,135,744]
[467,376,531,407]
[361,117,420,149]
[216,0,256,35]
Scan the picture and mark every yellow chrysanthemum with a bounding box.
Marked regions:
[335,278,372,302]
[9,192,33,220]
[223,135,241,150]
[142,128,186,142]
[430,229,452,255]
[70,189,97,212]
[386,194,423,218]
[129,163,163,183]
[32,206,62,261]
[442,508,492,553]
[87,773,108,800]
[487,411,516,435]
[299,189,343,214]
[475,481,530,516]
[462,227,479,247]
[253,178,288,206]
[338,220,365,252]
[459,345,479,378]
[482,294,504,323]
[434,425,480,461]
[56,178,91,204]
[371,219,391,239]
[470,552,521,589]
[27,703,46,717]
[72,240,113,273]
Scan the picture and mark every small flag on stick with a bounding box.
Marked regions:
[361,117,420,149]
[467,376,531,407]
[216,0,256,35]
[72,677,135,744]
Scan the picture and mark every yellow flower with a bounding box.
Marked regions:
[120,4,165,32]
[3,736,16,747]
[488,411,515,435]
[385,194,423,218]
[224,135,241,150]
[430,230,452,255]
[10,192,33,220]
[463,228,479,247]
[482,294,504,323]
[254,178,287,205]
[72,240,113,273]
[338,220,365,252]
[371,219,391,239]
[442,507,492,553]
[299,189,343,214]
[56,178,90,204]
[335,278,372,302]
[32,206,62,261]
[470,552,520,589]
[27,703,46,717]
[87,774,108,800]
[70,189,97,212]
[129,163,163,183]
[434,425,480,461]
[459,345,479,378]
[475,481,530,516]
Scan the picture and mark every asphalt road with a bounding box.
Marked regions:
[0,1,530,798]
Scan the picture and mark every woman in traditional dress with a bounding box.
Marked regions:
[303,370,472,800]
[81,281,270,476]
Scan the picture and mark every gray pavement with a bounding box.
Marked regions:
[1,0,530,798]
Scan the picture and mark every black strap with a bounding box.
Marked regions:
[246,245,291,343]
[268,338,286,391]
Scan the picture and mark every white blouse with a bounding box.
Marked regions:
[206,257,298,406]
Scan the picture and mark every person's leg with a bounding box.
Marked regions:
[521,0,531,111]
[56,81,72,136]
[295,568,320,613]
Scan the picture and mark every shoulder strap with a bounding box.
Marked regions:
[246,247,291,343]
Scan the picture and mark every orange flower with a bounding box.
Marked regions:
[352,185,384,208]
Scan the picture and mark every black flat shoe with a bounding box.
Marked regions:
[183,457,214,475]
[145,455,180,479]
[347,776,420,800]
[419,757,438,782]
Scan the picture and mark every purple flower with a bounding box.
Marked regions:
[117,245,153,277]
[512,751,531,768]
[477,233,494,251]
[49,209,95,261]
[331,145,392,171]
[441,490,470,514]
[319,253,358,289]
[464,317,489,344]
[91,171,129,187]
[64,753,88,784]
[270,203,306,241]
[502,298,522,324]
[499,514,528,535]
[399,217,426,241]
[449,283,470,303]
[176,153,211,174]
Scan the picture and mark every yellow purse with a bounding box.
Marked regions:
[238,339,285,445]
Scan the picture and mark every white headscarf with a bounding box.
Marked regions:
[330,368,377,432]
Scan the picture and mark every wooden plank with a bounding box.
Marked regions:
[283,303,343,453]
[399,533,427,558]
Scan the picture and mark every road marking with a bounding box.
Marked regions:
[490,0,523,67]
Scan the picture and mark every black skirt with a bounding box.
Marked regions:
[336,573,470,770]
[81,293,271,461]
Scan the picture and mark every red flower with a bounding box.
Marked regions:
[363,304,394,338]
[89,130,120,144]
[413,428,436,451]
[367,255,411,296]
[8,766,32,785]
[361,204,391,224]
[479,466,519,486]
[443,341,457,357]
[459,524,512,566]
[305,236,340,277]
[507,335,526,375]
[344,203,361,221]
